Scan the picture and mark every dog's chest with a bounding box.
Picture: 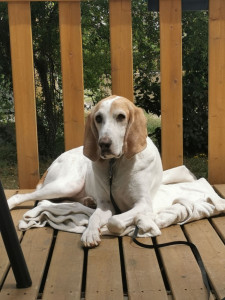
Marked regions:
[111,167,139,210]
[84,159,135,209]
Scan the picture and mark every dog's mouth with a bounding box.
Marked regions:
[98,138,123,159]
[100,150,122,160]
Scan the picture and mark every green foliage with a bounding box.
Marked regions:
[184,154,208,179]
[135,10,209,155]
[31,2,64,158]
[132,2,161,115]
[0,3,11,83]
[81,0,111,103]
[0,2,209,159]
[182,11,208,155]
[0,3,13,123]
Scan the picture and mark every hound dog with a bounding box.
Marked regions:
[8,96,163,247]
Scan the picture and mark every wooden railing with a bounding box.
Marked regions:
[1,0,225,188]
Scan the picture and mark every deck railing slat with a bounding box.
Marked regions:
[59,1,85,151]
[109,0,134,101]
[8,2,39,189]
[160,0,183,170]
[208,0,225,184]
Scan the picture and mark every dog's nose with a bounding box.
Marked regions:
[99,137,112,151]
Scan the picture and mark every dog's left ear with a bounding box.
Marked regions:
[123,104,147,159]
[83,112,100,161]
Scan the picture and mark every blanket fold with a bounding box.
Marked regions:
[18,166,225,237]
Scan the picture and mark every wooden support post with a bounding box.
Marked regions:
[109,0,134,101]
[160,0,183,170]
[8,2,39,188]
[208,0,225,184]
[59,1,85,150]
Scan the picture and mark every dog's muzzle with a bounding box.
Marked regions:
[98,137,114,158]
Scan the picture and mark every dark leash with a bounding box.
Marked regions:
[109,159,211,299]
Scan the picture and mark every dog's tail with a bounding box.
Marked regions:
[36,170,48,190]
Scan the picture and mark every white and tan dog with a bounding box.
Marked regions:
[8,96,163,247]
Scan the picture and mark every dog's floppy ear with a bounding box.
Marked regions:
[123,104,147,159]
[83,112,100,161]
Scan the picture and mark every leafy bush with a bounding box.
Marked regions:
[182,11,208,155]
[0,3,209,158]
[135,10,208,156]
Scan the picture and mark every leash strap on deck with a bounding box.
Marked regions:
[109,159,211,299]
[109,159,121,215]
[132,226,211,299]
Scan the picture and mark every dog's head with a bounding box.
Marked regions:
[83,95,147,161]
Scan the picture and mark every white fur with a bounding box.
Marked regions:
[8,97,163,247]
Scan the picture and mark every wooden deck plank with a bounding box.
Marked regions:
[42,231,84,300]
[59,1,85,150]
[156,225,209,299]
[122,236,168,300]
[211,216,225,242]
[0,227,54,300]
[212,185,225,242]
[213,184,225,198]
[0,209,26,286]
[159,0,183,170]
[8,2,39,189]
[85,236,123,300]
[109,0,134,101]
[184,219,225,299]
[4,190,17,199]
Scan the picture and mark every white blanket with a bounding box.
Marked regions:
[18,166,225,236]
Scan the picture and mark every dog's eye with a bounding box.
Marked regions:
[117,113,126,122]
[95,115,103,124]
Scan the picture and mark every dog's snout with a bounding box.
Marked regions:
[99,137,112,151]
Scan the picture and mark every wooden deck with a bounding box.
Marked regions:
[0,188,224,300]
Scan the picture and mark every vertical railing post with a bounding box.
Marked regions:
[109,0,134,101]
[8,2,39,188]
[208,0,225,184]
[160,0,183,170]
[59,1,85,150]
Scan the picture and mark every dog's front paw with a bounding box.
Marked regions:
[107,216,126,234]
[81,227,101,248]
[135,213,161,236]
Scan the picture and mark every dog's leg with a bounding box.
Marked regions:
[7,180,83,210]
[81,204,113,247]
[108,204,161,236]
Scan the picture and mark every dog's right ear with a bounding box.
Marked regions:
[83,112,100,161]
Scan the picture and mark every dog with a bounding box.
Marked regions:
[8,95,163,247]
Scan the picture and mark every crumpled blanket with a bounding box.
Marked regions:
[18,166,225,237]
